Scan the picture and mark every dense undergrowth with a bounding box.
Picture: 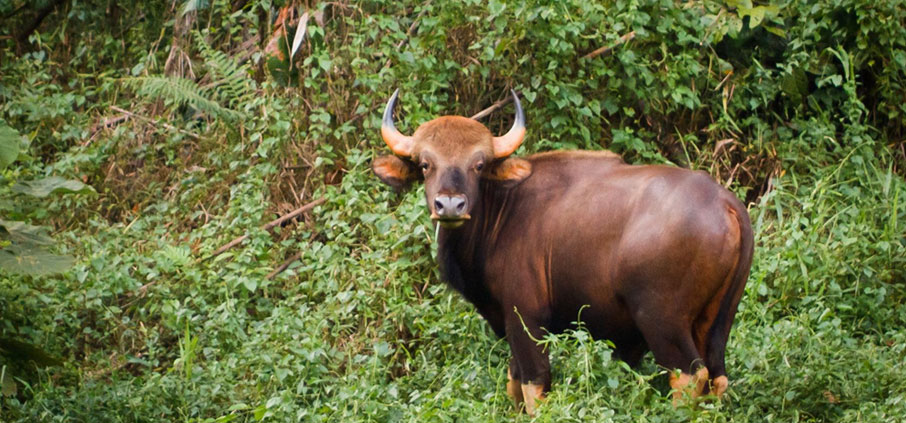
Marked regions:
[1,0,905,421]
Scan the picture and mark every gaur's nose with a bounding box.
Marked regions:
[434,194,468,218]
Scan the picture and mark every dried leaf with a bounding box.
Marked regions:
[291,11,310,59]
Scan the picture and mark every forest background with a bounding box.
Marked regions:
[1,0,905,421]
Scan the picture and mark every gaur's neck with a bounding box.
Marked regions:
[437,183,511,303]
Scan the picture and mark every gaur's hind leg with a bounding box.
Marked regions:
[660,335,709,404]
[701,318,731,398]
[697,256,749,400]
[633,308,709,404]
[669,366,710,405]
[693,313,731,399]
[691,295,730,399]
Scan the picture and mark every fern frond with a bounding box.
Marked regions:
[123,33,254,122]
[124,75,244,121]
[193,31,254,109]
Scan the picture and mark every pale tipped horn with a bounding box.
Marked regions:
[492,90,526,158]
[380,89,415,157]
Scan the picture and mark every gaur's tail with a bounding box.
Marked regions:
[705,200,754,380]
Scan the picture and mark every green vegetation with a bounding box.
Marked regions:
[1,0,904,421]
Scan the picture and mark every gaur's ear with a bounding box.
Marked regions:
[373,155,418,190]
[484,157,532,187]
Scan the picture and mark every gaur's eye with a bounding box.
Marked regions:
[475,162,484,172]
[420,162,429,172]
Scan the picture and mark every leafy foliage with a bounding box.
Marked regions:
[0,122,20,170]
[0,0,904,421]
[11,177,93,198]
[0,123,86,277]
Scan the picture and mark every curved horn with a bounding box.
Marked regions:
[380,89,415,157]
[492,90,526,158]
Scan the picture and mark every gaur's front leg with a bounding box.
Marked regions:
[506,356,523,405]
[505,312,551,416]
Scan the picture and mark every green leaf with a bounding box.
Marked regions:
[253,404,267,421]
[781,68,808,102]
[318,55,332,72]
[227,403,250,412]
[745,6,772,28]
[12,176,95,198]
[726,0,753,9]
[1,371,16,397]
[764,25,786,38]
[0,219,55,245]
[242,278,258,292]
[0,244,75,276]
[726,15,744,37]
[0,122,20,170]
[747,7,765,27]
[488,0,505,18]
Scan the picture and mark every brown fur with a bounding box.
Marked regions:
[411,116,493,161]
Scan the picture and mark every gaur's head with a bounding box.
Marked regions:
[372,90,532,229]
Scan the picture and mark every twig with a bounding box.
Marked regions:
[207,197,326,259]
[471,94,516,121]
[580,31,636,61]
[93,114,130,131]
[266,251,303,280]
[259,197,325,231]
[109,106,200,139]
[383,1,432,68]
[85,114,130,145]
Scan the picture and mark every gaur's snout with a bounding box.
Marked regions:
[433,194,468,219]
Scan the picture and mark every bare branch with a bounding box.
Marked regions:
[207,197,326,259]
[471,94,515,121]
[580,31,636,61]
[266,251,303,280]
